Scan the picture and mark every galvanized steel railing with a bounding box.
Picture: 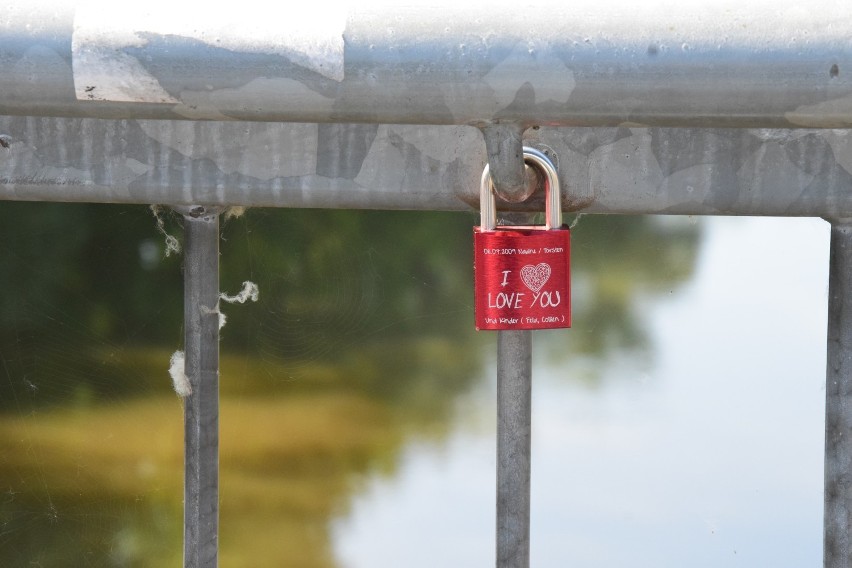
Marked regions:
[3,2,852,567]
[4,1,852,128]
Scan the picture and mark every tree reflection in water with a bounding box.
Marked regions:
[0,203,699,566]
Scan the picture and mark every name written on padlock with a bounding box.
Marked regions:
[473,227,571,330]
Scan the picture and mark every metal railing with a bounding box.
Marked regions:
[3,2,852,567]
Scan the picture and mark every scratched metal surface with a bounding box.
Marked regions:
[2,1,852,216]
[1,1,852,128]
[1,117,851,217]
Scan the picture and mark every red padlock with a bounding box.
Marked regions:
[474,147,571,330]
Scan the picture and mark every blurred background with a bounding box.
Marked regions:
[0,203,828,567]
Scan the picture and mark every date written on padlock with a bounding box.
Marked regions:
[474,147,571,331]
[474,229,571,330]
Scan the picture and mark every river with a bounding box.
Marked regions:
[333,216,828,567]
[0,207,829,567]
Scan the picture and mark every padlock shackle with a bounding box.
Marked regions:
[480,147,562,231]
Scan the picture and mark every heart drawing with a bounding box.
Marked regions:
[520,263,551,294]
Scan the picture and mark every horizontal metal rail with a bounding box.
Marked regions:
[3,1,852,128]
[2,117,852,217]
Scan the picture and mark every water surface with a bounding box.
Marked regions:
[1,207,824,567]
[334,216,828,567]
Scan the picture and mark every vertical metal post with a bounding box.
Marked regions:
[482,124,530,202]
[826,220,852,567]
[481,121,537,568]
[181,206,221,568]
[497,329,533,568]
